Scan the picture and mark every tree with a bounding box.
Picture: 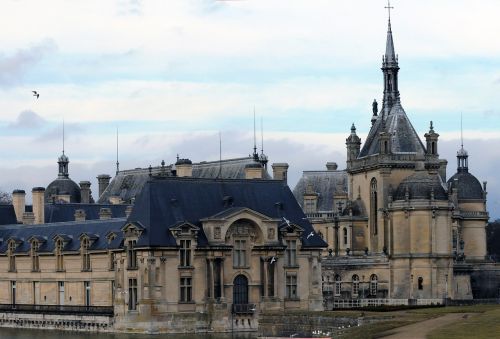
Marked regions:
[0,191,12,205]
[486,219,500,261]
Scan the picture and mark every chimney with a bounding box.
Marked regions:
[245,163,263,179]
[125,205,133,218]
[97,174,111,198]
[99,207,112,220]
[32,187,45,224]
[109,195,123,205]
[176,158,193,177]
[22,211,35,225]
[326,162,338,171]
[74,209,86,222]
[272,163,289,184]
[12,189,26,223]
[79,181,91,204]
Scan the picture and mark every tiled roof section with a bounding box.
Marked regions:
[0,218,126,254]
[44,203,129,223]
[128,177,326,249]
[359,103,426,158]
[98,157,270,204]
[292,170,348,212]
[448,171,484,200]
[45,178,82,203]
[394,171,448,201]
[0,205,18,225]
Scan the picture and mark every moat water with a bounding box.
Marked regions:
[0,328,258,339]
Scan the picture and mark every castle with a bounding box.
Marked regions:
[0,9,496,335]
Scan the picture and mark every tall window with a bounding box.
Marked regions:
[109,252,115,270]
[334,275,342,296]
[81,238,91,271]
[233,239,246,267]
[180,240,191,267]
[8,241,16,272]
[343,228,348,246]
[285,240,297,267]
[84,281,91,306]
[370,274,378,296]
[352,275,359,297]
[418,277,424,290]
[370,178,378,235]
[180,277,192,302]
[267,261,275,297]
[127,240,137,269]
[286,274,298,299]
[128,278,137,310]
[55,239,64,271]
[31,241,40,272]
[11,281,16,305]
[304,198,316,214]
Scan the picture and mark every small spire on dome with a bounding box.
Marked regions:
[351,123,356,134]
[429,121,434,133]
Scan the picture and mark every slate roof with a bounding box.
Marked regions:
[293,170,348,212]
[448,170,484,200]
[128,177,326,249]
[394,171,448,201]
[0,205,18,225]
[45,178,82,203]
[44,203,129,223]
[359,103,426,158]
[97,156,270,204]
[0,218,126,254]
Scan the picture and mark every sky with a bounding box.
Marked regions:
[0,0,499,219]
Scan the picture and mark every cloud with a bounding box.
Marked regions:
[7,110,46,129]
[35,122,85,143]
[0,39,57,88]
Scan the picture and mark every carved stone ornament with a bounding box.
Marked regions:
[268,227,275,240]
[214,226,222,239]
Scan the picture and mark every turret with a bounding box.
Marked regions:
[346,123,361,166]
[424,121,439,157]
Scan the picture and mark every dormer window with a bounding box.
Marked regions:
[127,240,137,269]
[180,239,191,267]
[81,237,91,271]
[31,241,40,272]
[8,241,16,272]
[55,239,64,271]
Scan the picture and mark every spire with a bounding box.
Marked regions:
[252,106,259,162]
[58,120,69,178]
[457,113,469,172]
[381,0,400,115]
[116,127,120,175]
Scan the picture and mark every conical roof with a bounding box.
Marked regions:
[359,103,426,157]
[385,20,397,64]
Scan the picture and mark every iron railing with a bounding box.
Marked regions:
[0,304,114,316]
[232,303,256,314]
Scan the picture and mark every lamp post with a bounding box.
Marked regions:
[334,201,343,256]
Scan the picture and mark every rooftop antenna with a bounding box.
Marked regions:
[460,113,464,149]
[116,127,120,175]
[217,131,222,179]
[260,116,264,155]
[253,106,257,159]
[62,118,65,155]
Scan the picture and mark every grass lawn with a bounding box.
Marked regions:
[427,306,500,339]
[337,305,500,339]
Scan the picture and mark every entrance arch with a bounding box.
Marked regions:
[233,274,248,305]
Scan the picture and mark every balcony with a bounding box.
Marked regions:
[232,303,256,314]
[0,304,114,316]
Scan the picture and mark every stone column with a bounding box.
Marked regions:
[263,259,268,297]
[220,258,225,300]
[209,259,215,299]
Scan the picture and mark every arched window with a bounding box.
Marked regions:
[431,142,436,155]
[418,277,424,290]
[81,238,91,271]
[370,274,378,296]
[31,241,40,272]
[352,274,359,297]
[343,228,348,245]
[334,274,342,296]
[55,239,64,271]
[8,241,16,272]
[370,178,378,235]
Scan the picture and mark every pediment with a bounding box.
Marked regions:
[170,221,200,238]
[201,207,276,223]
[121,221,145,238]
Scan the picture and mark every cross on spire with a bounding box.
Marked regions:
[385,0,394,21]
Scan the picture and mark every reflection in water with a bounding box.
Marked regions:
[0,328,258,339]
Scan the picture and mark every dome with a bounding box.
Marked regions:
[394,172,447,201]
[45,178,82,203]
[447,171,484,200]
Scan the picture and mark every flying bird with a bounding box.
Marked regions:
[306,231,315,239]
[32,91,39,99]
[282,217,291,227]
[270,256,276,264]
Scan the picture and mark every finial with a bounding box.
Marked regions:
[253,106,258,160]
[116,127,120,175]
[62,118,65,155]
[176,154,179,162]
[260,116,264,155]
[429,121,434,133]
[372,99,378,116]
[351,123,356,133]
[161,159,165,167]
[148,165,152,177]
[385,0,394,23]
[460,113,463,149]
